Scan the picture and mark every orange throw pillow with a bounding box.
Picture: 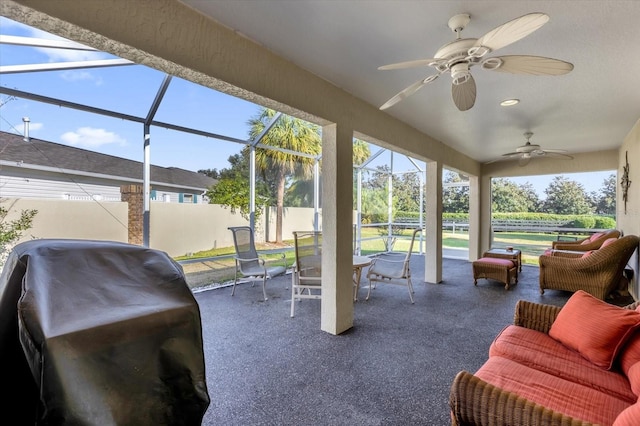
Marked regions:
[549,290,640,370]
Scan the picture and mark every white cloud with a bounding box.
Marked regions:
[60,70,104,85]
[60,127,127,148]
[10,121,43,136]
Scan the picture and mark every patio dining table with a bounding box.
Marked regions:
[352,255,372,301]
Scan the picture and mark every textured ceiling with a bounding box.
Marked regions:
[182,0,640,164]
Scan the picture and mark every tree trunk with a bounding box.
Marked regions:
[275,167,286,244]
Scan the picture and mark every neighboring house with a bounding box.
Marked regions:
[0,131,216,203]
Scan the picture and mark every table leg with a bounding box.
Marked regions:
[353,266,362,301]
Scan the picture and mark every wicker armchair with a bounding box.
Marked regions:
[449,299,638,426]
[539,234,639,300]
[551,229,620,251]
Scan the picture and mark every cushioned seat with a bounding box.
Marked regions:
[476,356,630,426]
[472,257,518,289]
[490,325,636,403]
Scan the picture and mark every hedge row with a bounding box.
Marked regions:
[390,211,616,229]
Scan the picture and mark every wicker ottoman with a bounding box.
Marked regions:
[472,257,518,290]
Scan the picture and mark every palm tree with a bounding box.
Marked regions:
[248,109,372,243]
[248,108,321,243]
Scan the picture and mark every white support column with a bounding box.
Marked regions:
[468,175,481,260]
[356,168,362,255]
[321,123,354,335]
[425,161,442,283]
[480,174,494,254]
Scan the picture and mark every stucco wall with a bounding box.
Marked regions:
[3,198,326,258]
[4,198,130,243]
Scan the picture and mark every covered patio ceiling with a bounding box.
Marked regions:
[181,1,640,165]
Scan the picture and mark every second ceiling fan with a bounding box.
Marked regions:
[488,132,574,166]
[378,12,574,111]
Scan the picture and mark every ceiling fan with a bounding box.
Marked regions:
[378,13,574,111]
[488,132,574,166]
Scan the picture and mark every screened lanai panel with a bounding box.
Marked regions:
[153,77,262,142]
[0,18,164,117]
[0,98,144,162]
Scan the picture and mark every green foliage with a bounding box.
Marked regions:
[440,212,615,229]
[568,216,596,229]
[249,108,322,242]
[591,174,616,215]
[443,213,469,222]
[205,153,271,221]
[0,203,38,265]
[442,170,469,213]
[542,176,593,215]
[593,216,616,229]
[491,178,540,212]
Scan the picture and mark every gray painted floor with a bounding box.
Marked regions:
[193,257,571,425]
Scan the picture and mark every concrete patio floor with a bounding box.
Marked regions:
[191,256,579,425]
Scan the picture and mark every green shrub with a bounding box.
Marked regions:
[593,216,616,229]
[567,216,596,229]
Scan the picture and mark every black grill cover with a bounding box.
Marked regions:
[0,239,209,425]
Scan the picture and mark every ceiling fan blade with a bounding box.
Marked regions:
[501,151,522,158]
[542,148,569,154]
[378,58,437,70]
[484,55,574,75]
[543,151,574,160]
[484,158,502,164]
[475,13,549,52]
[379,75,437,110]
[451,74,476,111]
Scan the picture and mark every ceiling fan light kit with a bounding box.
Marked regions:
[378,12,573,111]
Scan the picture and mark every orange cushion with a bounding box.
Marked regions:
[549,290,640,370]
[619,332,640,377]
[601,237,618,248]
[490,325,636,403]
[627,362,640,397]
[476,356,630,425]
[474,257,514,268]
[581,250,594,258]
[613,400,640,426]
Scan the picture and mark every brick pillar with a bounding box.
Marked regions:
[120,185,144,245]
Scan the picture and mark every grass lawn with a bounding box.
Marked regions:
[177,228,586,285]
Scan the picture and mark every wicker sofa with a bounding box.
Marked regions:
[551,229,620,251]
[539,234,639,300]
[450,292,640,425]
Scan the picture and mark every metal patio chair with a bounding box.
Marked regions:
[291,231,322,317]
[366,227,422,304]
[228,226,287,301]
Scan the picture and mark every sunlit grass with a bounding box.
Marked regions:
[177,229,576,272]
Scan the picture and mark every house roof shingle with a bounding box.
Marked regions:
[0,131,217,190]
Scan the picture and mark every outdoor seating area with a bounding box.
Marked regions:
[551,229,622,251]
[539,234,639,300]
[450,291,640,425]
[192,255,634,425]
[1,3,639,425]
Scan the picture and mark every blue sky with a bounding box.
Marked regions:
[0,17,614,198]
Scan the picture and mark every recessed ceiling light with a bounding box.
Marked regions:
[500,99,520,106]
